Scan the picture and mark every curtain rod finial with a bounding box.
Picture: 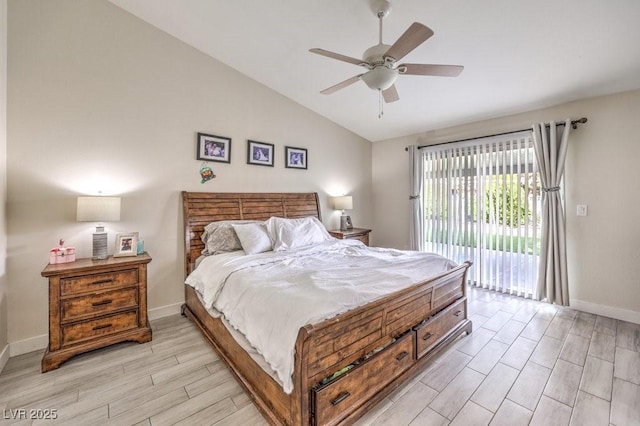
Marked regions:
[572,117,588,129]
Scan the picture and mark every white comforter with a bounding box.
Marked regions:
[185,239,457,394]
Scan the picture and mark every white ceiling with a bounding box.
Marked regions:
[109,0,640,142]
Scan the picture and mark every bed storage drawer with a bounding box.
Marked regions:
[312,332,414,426]
[415,298,466,358]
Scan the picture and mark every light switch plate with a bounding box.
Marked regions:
[576,204,588,216]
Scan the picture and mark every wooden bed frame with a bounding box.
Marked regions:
[181,191,472,425]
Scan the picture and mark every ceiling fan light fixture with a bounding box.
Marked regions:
[361,67,398,91]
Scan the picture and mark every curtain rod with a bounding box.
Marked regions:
[405,117,588,151]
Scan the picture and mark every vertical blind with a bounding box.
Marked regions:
[422,131,541,297]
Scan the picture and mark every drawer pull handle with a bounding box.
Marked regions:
[330,391,351,406]
[454,310,463,317]
[92,323,112,330]
[90,279,112,285]
[422,332,434,341]
[396,351,409,361]
[92,299,113,307]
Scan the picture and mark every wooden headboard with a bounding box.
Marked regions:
[182,191,321,277]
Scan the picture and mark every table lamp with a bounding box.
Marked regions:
[77,196,121,259]
[333,196,353,231]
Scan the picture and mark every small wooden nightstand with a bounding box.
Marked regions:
[329,228,372,246]
[40,253,152,372]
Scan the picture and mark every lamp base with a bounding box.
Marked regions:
[340,215,353,231]
[92,232,108,260]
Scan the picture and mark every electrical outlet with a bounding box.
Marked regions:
[576,204,588,216]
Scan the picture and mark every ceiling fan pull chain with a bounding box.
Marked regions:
[378,90,384,118]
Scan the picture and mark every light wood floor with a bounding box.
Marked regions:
[1,287,639,425]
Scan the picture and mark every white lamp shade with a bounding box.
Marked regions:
[333,196,353,211]
[77,196,121,222]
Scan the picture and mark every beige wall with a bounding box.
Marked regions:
[0,0,7,356]
[6,0,372,345]
[373,89,640,321]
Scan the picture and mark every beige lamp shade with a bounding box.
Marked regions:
[333,196,353,211]
[77,196,121,222]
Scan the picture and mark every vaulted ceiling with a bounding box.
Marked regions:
[109,0,640,141]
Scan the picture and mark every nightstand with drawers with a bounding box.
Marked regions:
[40,253,152,372]
[329,228,372,246]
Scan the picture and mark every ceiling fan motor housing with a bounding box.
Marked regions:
[363,43,392,65]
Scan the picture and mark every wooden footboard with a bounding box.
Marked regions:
[295,260,472,425]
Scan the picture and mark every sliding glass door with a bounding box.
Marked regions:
[422,131,541,297]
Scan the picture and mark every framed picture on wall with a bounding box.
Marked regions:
[247,140,274,167]
[197,133,231,163]
[285,146,307,170]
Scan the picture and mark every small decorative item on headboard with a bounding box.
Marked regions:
[49,238,76,264]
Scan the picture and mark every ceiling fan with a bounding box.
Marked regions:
[309,0,463,106]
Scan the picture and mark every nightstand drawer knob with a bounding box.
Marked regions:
[92,323,112,331]
[92,299,113,307]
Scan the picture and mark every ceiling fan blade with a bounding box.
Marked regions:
[399,63,464,77]
[384,22,434,62]
[382,85,399,103]
[309,48,366,66]
[320,74,363,95]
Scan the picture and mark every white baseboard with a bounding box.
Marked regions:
[148,302,184,321]
[0,343,9,373]
[571,298,640,325]
[10,334,47,357]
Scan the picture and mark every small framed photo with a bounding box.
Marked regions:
[247,140,274,167]
[114,233,138,257]
[285,146,307,169]
[197,133,231,163]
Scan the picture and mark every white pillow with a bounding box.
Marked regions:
[232,223,272,255]
[265,216,331,251]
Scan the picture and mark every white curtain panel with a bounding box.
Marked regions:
[408,145,425,251]
[532,120,571,305]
